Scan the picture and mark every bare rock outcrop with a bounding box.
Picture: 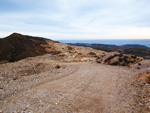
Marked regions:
[96,52,143,66]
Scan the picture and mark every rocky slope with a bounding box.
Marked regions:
[0,33,104,63]
[96,52,143,66]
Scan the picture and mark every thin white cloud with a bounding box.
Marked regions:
[0,0,150,39]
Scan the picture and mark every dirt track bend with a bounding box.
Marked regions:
[1,62,141,113]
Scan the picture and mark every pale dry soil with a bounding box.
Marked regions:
[0,62,145,113]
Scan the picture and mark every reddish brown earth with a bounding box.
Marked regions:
[0,55,150,113]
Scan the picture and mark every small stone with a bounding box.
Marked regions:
[139,102,143,106]
[145,100,148,103]
[26,104,30,107]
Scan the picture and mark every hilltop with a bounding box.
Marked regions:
[0,33,49,63]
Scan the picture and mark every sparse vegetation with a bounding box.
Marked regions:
[49,51,61,55]
[55,64,61,69]
[92,46,118,52]
[89,52,96,55]
[59,55,65,57]
[118,57,123,62]
[68,46,73,50]
[124,48,150,59]
[68,43,150,59]
[104,55,114,63]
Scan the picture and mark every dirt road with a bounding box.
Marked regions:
[1,62,142,113]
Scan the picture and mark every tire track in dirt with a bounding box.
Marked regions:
[1,63,141,113]
[1,65,79,102]
[48,68,98,112]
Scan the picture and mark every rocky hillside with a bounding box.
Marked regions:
[96,52,143,66]
[0,33,104,63]
[0,33,50,63]
[68,43,150,59]
[0,33,146,66]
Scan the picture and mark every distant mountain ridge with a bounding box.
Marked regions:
[68,43,150,59]
[67,43,149,49]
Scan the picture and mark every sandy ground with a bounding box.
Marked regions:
[0,61,147,113]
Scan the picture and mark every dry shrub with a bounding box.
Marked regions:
[89,52,96,55]
[55,65,61,69]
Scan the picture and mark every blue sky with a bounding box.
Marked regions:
[0,0,150,39]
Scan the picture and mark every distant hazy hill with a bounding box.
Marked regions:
[68,43,150,59]
[68,43,149,49]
